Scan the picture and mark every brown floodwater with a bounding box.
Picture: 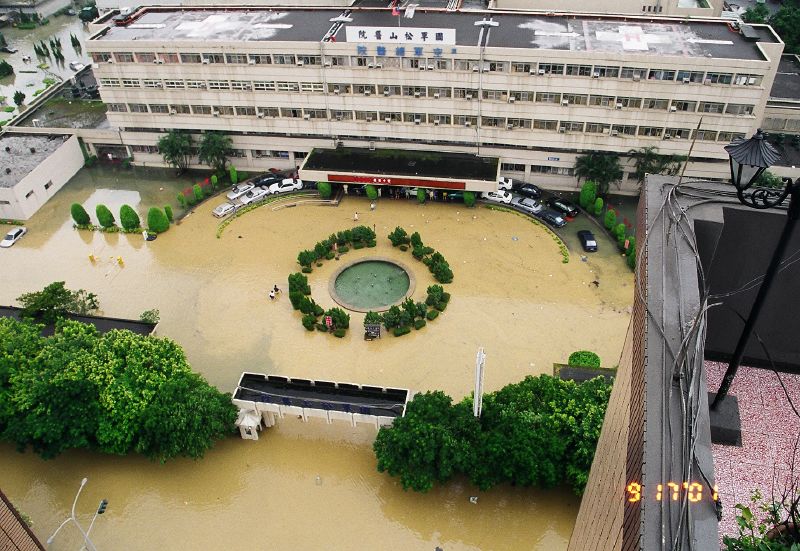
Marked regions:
[0,167,633,550]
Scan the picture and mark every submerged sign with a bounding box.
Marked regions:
[345,26,456,45]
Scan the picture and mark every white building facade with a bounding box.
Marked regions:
[86,8,783,192]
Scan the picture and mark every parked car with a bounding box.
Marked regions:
[347,184,368,196]
[512,196,543,215]
[577,230,598,252]
[251,174,282,188]
[239,188,270,205]
[547,197,580,218]
[537,209,567,228]
[498,176,514,190]
[212,202,236,218]
[516,183,542,199]
[269,178,304,194]
[481,190,513,204]
[226,183,255,200]
[0,226,27,248]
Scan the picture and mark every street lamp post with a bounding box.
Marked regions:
[46,478,107,551]
[710,129,800,410]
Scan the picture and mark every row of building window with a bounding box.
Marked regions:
[99,79,755,116]
[108,103,744,141]
[129,145,304,160]
[89,51,763,86]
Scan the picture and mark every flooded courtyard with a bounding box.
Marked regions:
[0,167,634,550]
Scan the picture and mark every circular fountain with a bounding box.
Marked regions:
[329,257,415,312]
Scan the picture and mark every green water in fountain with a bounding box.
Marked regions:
[334,260,410,310]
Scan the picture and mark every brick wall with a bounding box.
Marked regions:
[567,192,647,551]
[0,489,45,551]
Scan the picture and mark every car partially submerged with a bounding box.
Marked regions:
[0,226,27,248]
[212,202,236,218]
[547,197,580,218]
[578,230,598,252]
[481,189,513,204]
[537,209,567,228]
[512,196,543,216]
[226,183,254,201]
[268,178,304,194]
[239,187,270,205]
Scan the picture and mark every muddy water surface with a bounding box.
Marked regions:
[0,168,633,550]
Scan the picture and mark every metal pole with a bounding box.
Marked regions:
[711,182,800,409]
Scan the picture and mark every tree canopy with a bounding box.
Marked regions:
[627,146,686,185]
[769,1,800,54]
[574,153,623,197]
[198,132,232,174]
[17,281,99,324]
[0,318,236,461]
[373,375,612,495]
[157,130,194,174]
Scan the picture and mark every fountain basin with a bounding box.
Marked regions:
[329,257,415,312]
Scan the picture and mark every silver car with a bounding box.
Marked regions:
[0,226,27,248]
[212,202,236,218]
[511,196,543,215]
[226,183,255,201]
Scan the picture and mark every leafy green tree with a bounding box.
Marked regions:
[579,181,597,209]
[568,350,601,368]
[366,184,378,200]
[297,250,316,268]
[95,204,115,228]
[0,60,13,78]
[604,208,617,230]
[593,197,604,217]
[324,307,350,330]
[364,311,383,326]
[288,272,311,294]
[197,132,232,173]
[210,174,219,189]
[463,191,476,207]
[770,3,800,54]
[164,205,173,222]
[192,183,203,203]
[176,194,187,209]
[70,203,90,225]
[139,309,160,324]
[742,2,769,22]
[147,207,169,233]
[13,90,25,107]
[373,391,479,492]
[229,165,238,185]
[755,170,786,190]
[388,226,409,246]
[17,281,99,324]
[417,188,426,204]
[614,223,627,248]
[317,182,332,199]
[136,371,236,462]
[157,130,193,174]
[574,153,623,197]
[119,204,140,230]
[627,146,686,185]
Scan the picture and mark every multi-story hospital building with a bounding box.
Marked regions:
[85,6,783,191]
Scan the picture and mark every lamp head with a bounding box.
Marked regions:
[724,129,782,191]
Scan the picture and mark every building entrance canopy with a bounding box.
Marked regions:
[299,147,500,192]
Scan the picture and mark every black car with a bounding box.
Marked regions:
[537,209,567,228]
[516,183,542,199]
[347,184,368,196]
[547,197,580,218]
[577,230,598,252]
[251,174,282,188]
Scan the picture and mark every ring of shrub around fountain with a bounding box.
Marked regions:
[329,257,416,313]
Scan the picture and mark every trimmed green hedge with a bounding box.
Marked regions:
[568,350,601,369]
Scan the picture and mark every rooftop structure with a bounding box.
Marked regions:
[0,306,158,336]
[769,55,800,102]
[0,134,69,189]
[95,8,776,62]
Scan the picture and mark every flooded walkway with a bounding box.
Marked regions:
[0,167,633,550]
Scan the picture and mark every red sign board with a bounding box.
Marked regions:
[327,174,466,190]
[325,316,332,328]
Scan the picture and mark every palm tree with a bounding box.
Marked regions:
[627,146,686,186]
[574,153,623,197]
